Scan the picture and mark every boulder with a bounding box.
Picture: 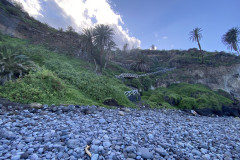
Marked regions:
[138,147,153,159]
[30,103,43,109]
[118,111,125,116]
[128,95,141,102]
[103,98,120,107]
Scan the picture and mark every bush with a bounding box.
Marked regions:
[0,69,97,105]
[142,83,233,110]
[5,6,22,17]
[179,97,197,109]
[140,76,152,91]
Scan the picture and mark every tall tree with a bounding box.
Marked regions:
[189,27,204,63]
[104,40,117,70]
[80,24,115,73]
[93,24,114,72]
[222,27,240,55]
[80,28,98,71]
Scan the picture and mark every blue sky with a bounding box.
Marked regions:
[111,0,240,51]
[16,0,240,52]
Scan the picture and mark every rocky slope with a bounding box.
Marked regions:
[156,63,240,100]
[0,103,240,160]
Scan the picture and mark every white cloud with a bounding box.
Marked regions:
[13,0,42,17]
[13,0,140,49]
[162,36,168,40]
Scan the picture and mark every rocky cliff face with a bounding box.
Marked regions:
[156,64,240,100]
[194,64,240,99]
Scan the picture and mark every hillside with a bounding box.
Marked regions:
[0,32,136,107]
[113,48,240,100]
[0,1,240,160]
[0,0,240,117]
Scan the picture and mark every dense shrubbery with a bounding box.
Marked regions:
[0,34,134,107]
[142,83,233,110]
[123,76,154,92]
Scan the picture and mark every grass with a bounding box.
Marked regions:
[0,33,135,107]
[142,83,233,110]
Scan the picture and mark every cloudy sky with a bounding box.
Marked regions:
[13,0,240,52]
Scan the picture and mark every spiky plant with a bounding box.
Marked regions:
[222,27,240,55]
[0,46,35,84]
[132,53,150,72]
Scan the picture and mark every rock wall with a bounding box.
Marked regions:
[157,64,240,100]
[195,64,240,99]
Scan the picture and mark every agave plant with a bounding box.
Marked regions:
[189,27,204,63]
[0,46,35,84]
[222,27,240,55]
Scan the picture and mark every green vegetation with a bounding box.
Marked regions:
[0,45,35,84]
[0,33,134,107]
[222,27,240,55]
[123,76,154,92]
[80,24,116,73]
[131,52,150,72]
[142,83,233,110]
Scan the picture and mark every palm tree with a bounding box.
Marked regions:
[222,27,240,55]
[80,28,98,71]
[80,24,115,73]
[0,46,35,84]
[93,24,114,72]
[104,40,117,70]
[189,27,204,63]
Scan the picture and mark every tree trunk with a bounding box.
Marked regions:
[93,58,98,72]
[99,46,104,73]
[9,72,13,81]
[237,44,240,56]
[197,38,204,64]
[104,60,108,70]
[19,70,22,77]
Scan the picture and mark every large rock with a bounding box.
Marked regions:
[103,98,121,107]
[118,111,125,116]
[67,139,79,149]
[128,95,141,102]
[126,146,136,152]
[138,147,153,159]
[0,129,16,140]
[30,103,43,109]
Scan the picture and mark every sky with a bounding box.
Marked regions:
[12,0,240,52]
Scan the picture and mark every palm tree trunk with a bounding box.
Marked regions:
[19,70,22,77]
[93,58,98,72]
[197,37,204,64]
[237,44,240,56]
[9,72,13,81]
[99,47,104,73]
